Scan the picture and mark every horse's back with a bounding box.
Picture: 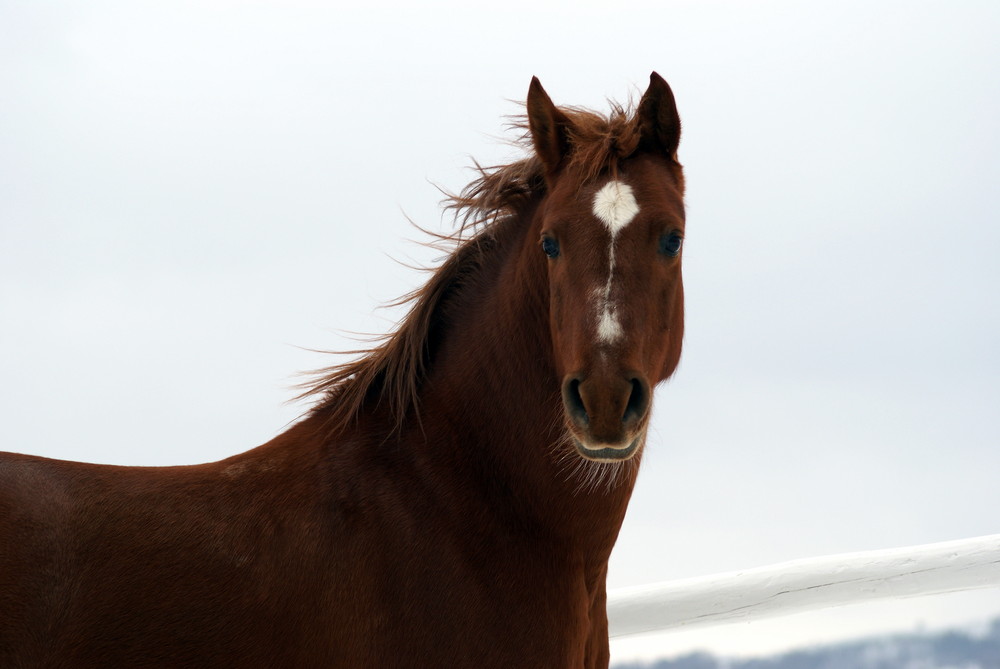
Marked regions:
[0,448,338,667]
[0,452,83,665]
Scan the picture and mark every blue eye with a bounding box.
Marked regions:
[541,236,560,258]
[659,233,683,257]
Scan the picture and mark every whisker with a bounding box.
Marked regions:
[547,421,642,496]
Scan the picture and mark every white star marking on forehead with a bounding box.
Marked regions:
[592,181,639,237]
[591,180,640,345]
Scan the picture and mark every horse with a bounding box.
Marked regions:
[0,72,686,668]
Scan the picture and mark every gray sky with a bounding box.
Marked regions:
[2,0,998,662]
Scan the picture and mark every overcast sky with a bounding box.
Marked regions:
[2,0,998,663]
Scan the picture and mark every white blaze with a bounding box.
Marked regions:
[591,181,639,344]
[597,308,624,343]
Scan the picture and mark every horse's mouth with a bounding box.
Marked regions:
[573,436,642,463]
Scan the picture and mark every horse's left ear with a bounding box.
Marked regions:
[527,76,574,177]
[636,72,681,161]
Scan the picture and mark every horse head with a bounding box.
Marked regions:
[527,73,685,464]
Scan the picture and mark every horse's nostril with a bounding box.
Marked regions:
[622,377,648,426]
[562,377,589,427]
[564,374,649,435]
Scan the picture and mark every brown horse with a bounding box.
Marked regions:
[0,73,685,668]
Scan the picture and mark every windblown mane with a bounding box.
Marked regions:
[303,102,642,437]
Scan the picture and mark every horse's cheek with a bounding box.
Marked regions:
[548,284,567,361]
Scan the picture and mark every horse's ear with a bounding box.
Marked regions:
[527,76,573,176]
[636,72,681,161]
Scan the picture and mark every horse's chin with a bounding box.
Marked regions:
[573,435,643,463]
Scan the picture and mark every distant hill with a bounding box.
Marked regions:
[614,617,1000,669]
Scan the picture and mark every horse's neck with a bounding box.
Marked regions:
[409,211,637,558]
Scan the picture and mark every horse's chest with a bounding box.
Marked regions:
[324,521,600,667]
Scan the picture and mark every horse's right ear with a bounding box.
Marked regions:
[527,76,573,177]
[636,71,681,162]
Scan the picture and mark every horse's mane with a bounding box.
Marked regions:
[302,102,641,437]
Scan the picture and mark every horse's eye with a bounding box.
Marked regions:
[659,233,683,257]
[541,236,560,259]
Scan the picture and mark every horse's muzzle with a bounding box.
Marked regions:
[561,372,650,461]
